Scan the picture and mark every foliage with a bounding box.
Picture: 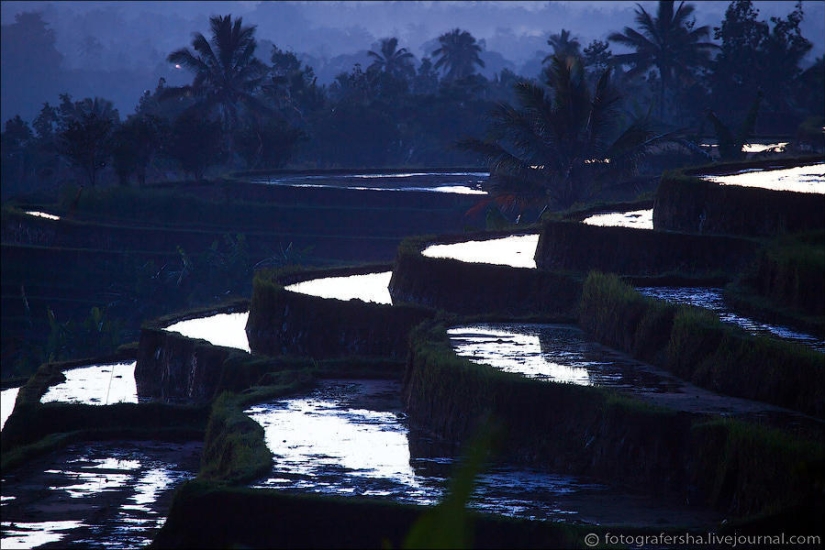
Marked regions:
[705,90,763,161]
[111,113,168,185]
[162,14,270,134]
[608,0,717,121]
[167,111,225,180]
[459,55,677,211]
[432,28,485,82]
[55,95,120,187]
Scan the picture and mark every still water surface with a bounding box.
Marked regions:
[638,287,825,353]
[40,362,138,406]
[246,379,719,526]
[421,234,539,268]
[701,163,824,193]
[251,172,487,195]
[285,271,393,304]
[164,313,251,352]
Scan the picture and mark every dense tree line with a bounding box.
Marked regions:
[2,1,823,200]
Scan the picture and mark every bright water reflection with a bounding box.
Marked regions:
[448,324,671,389]
[25,210,60,220]
[164,312,250,352]
[246,380,598,516]
[251,172,488,195]
[285,271,393,304]
[702,163,824,194]
[1,520,84,549]
[2,387,19,431]
[40,362,138,406]
[582,209,653,229]
[422,234,539,268]
[0,440,200,549]
[246,380,718,525]
[637,287,825,353]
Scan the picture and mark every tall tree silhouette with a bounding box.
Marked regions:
[459,55,675,212]
[56,96,119,188]
[162,14,269,133]
[432,29,485,81]
[368,37,415,79]
[543,29,582,62]
[608,1,716,120]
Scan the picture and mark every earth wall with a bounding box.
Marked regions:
[534,221,759,278]
[389,234,582,318]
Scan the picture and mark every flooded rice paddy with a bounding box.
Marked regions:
[246,379,720,527]
[40,362,138,406]
[1,440,201,549]
[250,171,487,195]
[447,323,674,389]
[421,234,539,268]
[2,387,20,431]
[701,162,824,193]
[582,209,653,229]
[164,312,251,352]
[285,271,393,304]
[637,287,825,353]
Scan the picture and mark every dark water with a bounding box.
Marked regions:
[1,440,201,549]
[638,287,825,353]
[249,171,488,194]
[245,379,720,527]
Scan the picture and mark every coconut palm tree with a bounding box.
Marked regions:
[162,14,270,134]
[608,1,717,120]
[543,29,582,62]
[459,55,676,213]
[368,37,415,79]
[432,28,485,81]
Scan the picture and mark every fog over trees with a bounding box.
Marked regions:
[2,1,823,122]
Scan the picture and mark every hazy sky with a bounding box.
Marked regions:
[2,1,823,122]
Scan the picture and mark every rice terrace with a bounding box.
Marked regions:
[1,1,823,548]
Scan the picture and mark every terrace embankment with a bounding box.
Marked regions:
[653,158,825,236]
[246,265,435,359]
[578,272,825,419]
[403,321,824,521]
[388,233,582,318]
[533,220,760,279]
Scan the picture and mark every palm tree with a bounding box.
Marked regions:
[608,1,717,120]
[368,37,415,79]
[162,14,270,133]
[432,28,485,81]
[459,55,676,213]
[543,29,582,62]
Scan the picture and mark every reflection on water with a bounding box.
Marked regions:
[2,387,20,431]
[40,362,138,406]
[1,520,84,549]
[448,324,673,390]
[1,440,200,549]
[742,142,788,153]
[285,271,393,304]
[422,234,539,268]
[637,287,825,353]
[164,312,250,352]
[250,172,488,195]
[25,210,61,221]
[582,209,653,229]
[246,379,718,525]
[702,163,824,194]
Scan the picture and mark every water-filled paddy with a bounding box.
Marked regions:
[638,287,825,353]
[1,440,201,549]
[164,312,250,352]
[421,234,539,268]
[701,162,824,193]
[40,362,138,406]
[2,387,20,431]
[250,171,487,195]
[582,209,653,229]
[448,323,675,390]
[285,271,393,304]
[246,379,719,526]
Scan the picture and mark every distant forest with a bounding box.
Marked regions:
[2,0,823,198]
